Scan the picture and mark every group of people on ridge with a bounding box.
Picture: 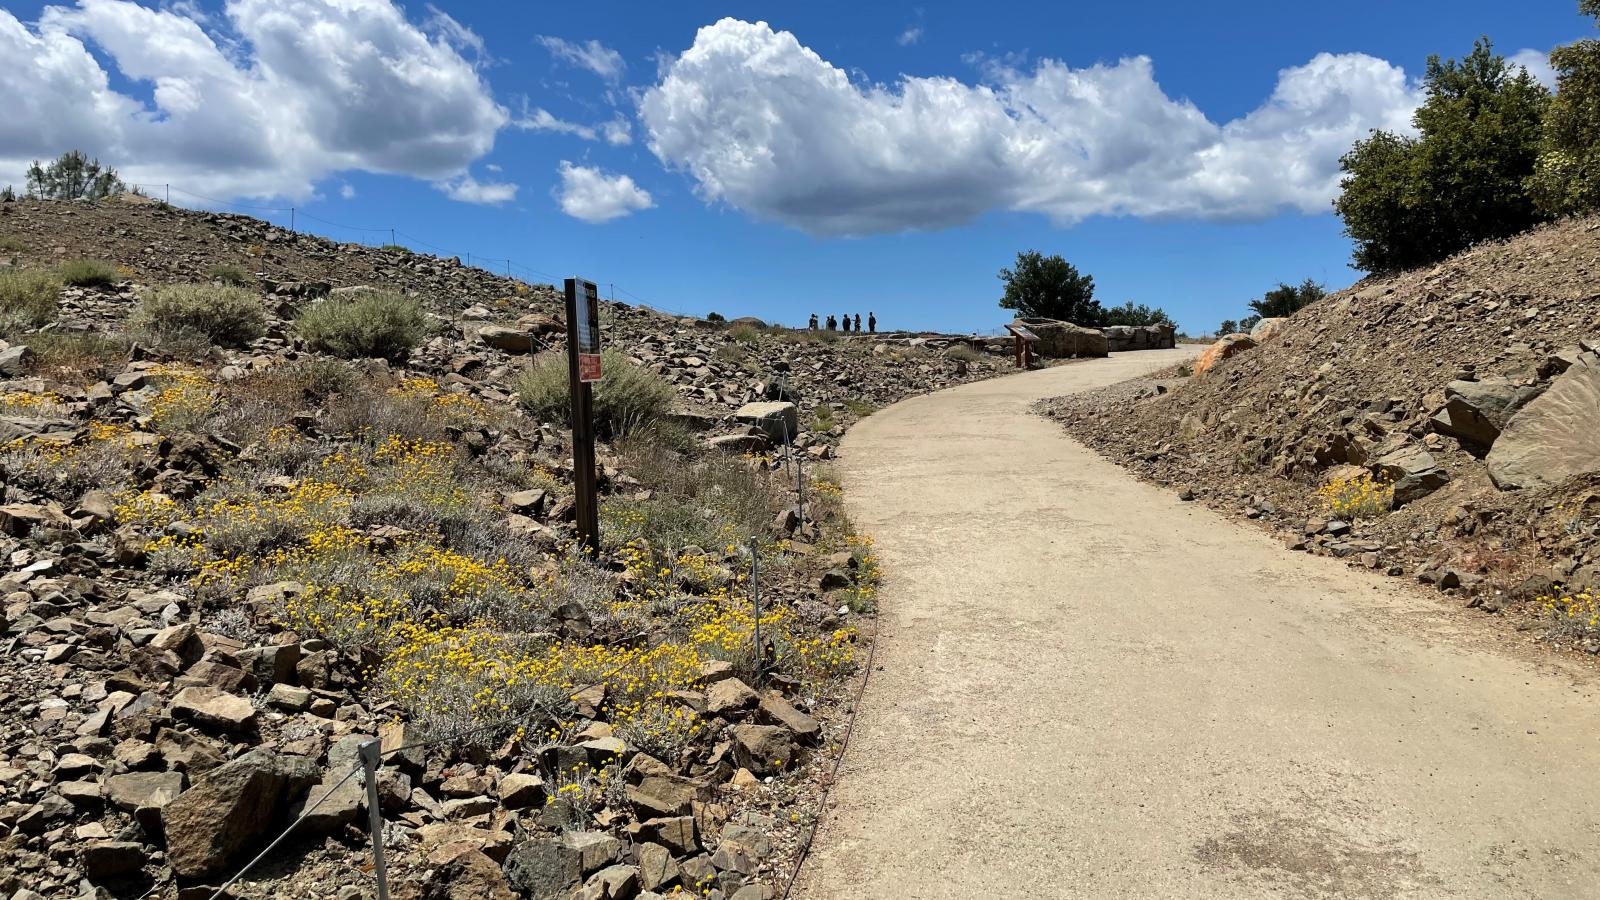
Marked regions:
[808,311,876,333]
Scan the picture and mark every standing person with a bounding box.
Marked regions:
[826,315,837,331]
[841,311,852,333]
[853,313,862,332]
[809,313,818,330]
[868,311,877,333]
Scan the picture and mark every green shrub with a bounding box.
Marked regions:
[729,323,761,344]
[706,311,726,323]
[207,263,252,286]
[0,269,61,330]
[57,258,119,288]
[516,348,676,437]
[844,399,879,417]
[380,244,410,253]
[295,290,427,361]
[0,235,24,253]
[131,283,267,349]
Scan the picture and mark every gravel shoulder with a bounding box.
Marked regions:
[796,349,1600,900]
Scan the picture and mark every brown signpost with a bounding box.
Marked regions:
[1006,323,1039,369]
[566,277,602,554]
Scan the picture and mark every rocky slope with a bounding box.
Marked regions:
[1044,215,1600,658]
[0,195,1016,900]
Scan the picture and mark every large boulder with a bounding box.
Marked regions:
[478,325,535,354]
[1430,378,1543,454]
[1370,445,1450,507]
[732,401,798,443]
[161,749,319,878]
[1103,324,1177,351]
[1249,317,1287,342]
[1015,318,1108,358]
[1488,346,1600,489]
[1193,334,1257,376]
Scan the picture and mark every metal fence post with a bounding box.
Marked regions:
[750,538,761,685]
[794,448,806,533]
[358,739,391,900]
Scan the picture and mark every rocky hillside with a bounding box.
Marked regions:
[1045,215,1600,657]
[0,196,1014,900]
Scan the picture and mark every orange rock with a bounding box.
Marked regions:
[1194,334,1258,376]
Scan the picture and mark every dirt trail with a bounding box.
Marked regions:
[796,350,1600,899]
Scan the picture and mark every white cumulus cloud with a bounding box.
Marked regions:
[537,35,625,82]
[1509,47,1556,90]
[554,162,653,223]
[640,19,1423,235]
[438,172,517,205]
[0,0,509,201]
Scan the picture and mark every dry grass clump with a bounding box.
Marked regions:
[131,283,267,349]
[18,331,129,380]
[294,290,427,361]
[729,322,761,345]
[206,262,252,286]
[57,258,119,288]
[944,343,981,363]
[1,420,151,500]
[0,235,25,253]
[0,269,61,330]
[516,348,676,438]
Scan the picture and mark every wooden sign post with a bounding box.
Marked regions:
[566,277,602,554]
[1006,323,1039,369]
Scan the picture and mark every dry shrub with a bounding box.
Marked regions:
[516,348,675,438]
[295,290,427,361]
[944,344,981,363]
[18,331,129,381]
[0,269,61,330]
[131,283,267,349]
[209,359,356,447]
[206,263,252,286]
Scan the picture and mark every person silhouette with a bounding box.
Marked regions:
[809,313,818,330]
[853,313,862,332]
[868,311,877,333]
[826,315,837,331]
[841,312,851,333]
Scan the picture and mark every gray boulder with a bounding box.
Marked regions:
[161,749,319,878]
[478,325,535,354]
[1488,347,1600,489]
[1370,445,1450,507]
[732,401,797,443]
[1430,378,1542,453]
[1016,318,1108,358]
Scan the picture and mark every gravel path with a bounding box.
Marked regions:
[795,350,1600,899]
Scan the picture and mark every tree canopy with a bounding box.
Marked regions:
[1334,39,1550,273]
[1248,279,1326,319]
[26,150,126,202]
[1101,301,1174,327]
[1527,5,1600,215]
[998,251,1103,325]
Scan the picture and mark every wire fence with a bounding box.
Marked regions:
[118,182,699,318]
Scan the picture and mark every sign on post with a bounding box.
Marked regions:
[565,277,602,554]
[573,280,602,381]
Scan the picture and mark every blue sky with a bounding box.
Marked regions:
[1,1,1594,333]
